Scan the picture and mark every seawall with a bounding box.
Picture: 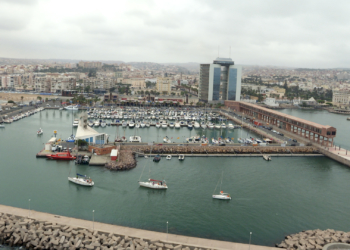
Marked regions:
[0,204,279,250]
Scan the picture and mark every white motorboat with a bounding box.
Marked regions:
[174,121,181,129]
[207,123,214,129]
[194,122,200,129]
[228,123,234,129]
[88,121,94,127]
[156,123,161,128]
[94,120,100,127]
[59,107,63,111]
[129,136,142,143]
[0,124,5,128]
[37,128,43,135]
[163,136,171,143]
[162,121,168,128]
[139,179,168,189]
[101,121,106,127]
[166,155,172,160]
[73,119,79,127]
[64,105,79,111]
[178,154,185,161]
[221,123,226,129]
[145,122,150,127]
[201,122,207,129]
[215,124,221,129]
[263,155,271,161]
[169,122,174,128]
[135,122,140,128]
[129,122,135,128]
[212,191,231,200]
[140,122,145,128]
[68,174,94,186]
[122,121,127,127]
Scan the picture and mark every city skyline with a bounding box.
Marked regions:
[2,0,350,68]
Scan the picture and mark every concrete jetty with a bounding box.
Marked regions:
[0,204,279,250]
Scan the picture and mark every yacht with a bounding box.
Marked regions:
[64,105,79,111]
[221,123,226,129]
[166,155,172,160]
[94,120,100,127]
[156,122,161,128]
[68,174,94,187]
[139,179,168,189]
[178,154,185,161]
[212,191,231,200]
[140,121,145,128]
[122,121,127,127]
[129,136,142,143]
[88,121,94,127]
[228,123,234,129]
[101,121,106,127]
[129,121,135,128]
[201,121,207,129]
[161,121,168,128]
[215,123,221,129]
[175,121,181,129]
[169,122,174,128]
[194,122,200,129]
[145,121,150,127]
[72,119,79,127]
[207,123,214,129]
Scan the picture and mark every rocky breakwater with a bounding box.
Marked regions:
[124,145,319,155]
[105,149,136,171]
[277,229,350,250]
[0,212,213,250]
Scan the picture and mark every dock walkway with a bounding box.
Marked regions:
[0,204,280,250]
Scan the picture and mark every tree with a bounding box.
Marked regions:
[8,100,14,103]
[171,92,175,96]
[21,96,24,104]
[88,69,96,78]
[37,96,42,102]
[84,85,91,93]
[162,91,168,96]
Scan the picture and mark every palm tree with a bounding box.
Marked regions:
[21,96,23,104]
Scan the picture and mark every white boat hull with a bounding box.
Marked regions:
[212,194,231,200]
[139,181,168,189]
[68,177,94,186]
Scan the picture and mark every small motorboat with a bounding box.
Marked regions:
[163,136,171,143]
[212,191,231,200]
[129,122,135,128]
[101,121,107,127]
[0,124,5,128]
[37,128,43,135]
[166,155,172,160]
[129,135,142,143]
[68,173,94,186]
[178,154,185,161]
[263,155,272,161]
[47,151,76,160]
[228,123,234,129]
[153,155,161,162]
[72,119,79,127]
[139,179,167,189]
[75,155,90,165]
[67,134,75,142]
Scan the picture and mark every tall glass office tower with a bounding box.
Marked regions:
[199,58,241,102]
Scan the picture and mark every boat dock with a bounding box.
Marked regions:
[0,204,280,250]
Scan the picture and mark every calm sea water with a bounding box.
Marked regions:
[278,109,350,149]
[0,109,350,247]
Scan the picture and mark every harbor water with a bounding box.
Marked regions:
[0,109,350,247]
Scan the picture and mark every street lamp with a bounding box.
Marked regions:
[28,199,31,218]
[166,221,168,241]
[92,210,95,231]
[249,232,252,250]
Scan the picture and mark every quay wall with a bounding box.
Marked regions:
[0,204,278,250]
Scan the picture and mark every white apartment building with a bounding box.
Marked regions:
[332,90,350,106]
[156,77,172,94]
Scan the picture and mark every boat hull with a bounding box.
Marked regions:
[139,181,168,189]
[212,195,231,200]
[68,177,94,186]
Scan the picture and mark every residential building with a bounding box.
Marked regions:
[124,78,146,89]
[156,77,172,94]
[199,58,242,103]
[332,90,350,106]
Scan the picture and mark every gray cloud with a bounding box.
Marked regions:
[1,0,350,68]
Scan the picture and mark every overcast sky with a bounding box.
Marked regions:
[1,0,350,68]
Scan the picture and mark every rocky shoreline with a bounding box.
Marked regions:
[276,229,350,250]
[0,213,213,250]
[105,149,137,171]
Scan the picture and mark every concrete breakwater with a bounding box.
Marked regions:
[124,145,320,155]
[103,145,320,170]
[0,213,199,250]
[0,205,278,250]
[277,229,350,250]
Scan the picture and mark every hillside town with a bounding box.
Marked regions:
[1,59,350,112]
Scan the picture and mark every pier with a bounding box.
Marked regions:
[0,204,279,250]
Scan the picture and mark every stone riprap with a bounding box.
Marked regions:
[125,145,319,155]
[0,212,213,250]
[276,229,350,250]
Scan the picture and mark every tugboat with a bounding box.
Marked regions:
[153,155,161,162]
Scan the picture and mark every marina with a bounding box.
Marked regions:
[1,108,350,247]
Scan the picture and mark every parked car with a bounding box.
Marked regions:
[292,139,297,142]
[272,130,277,133]
[279,133,284,136]
[291,143,296,146]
